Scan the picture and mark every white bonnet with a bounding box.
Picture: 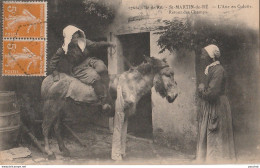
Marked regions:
[204,44,220,59]
[62,25,86,54]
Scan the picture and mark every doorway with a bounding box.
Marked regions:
[117,32,153,139]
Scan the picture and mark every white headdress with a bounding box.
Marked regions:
[204,44,220,59]
[62,25,86,54]
[204,44,221,75]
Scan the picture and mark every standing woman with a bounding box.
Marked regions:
[196,44,236,162]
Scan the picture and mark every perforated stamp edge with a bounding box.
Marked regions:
[2,1,47,39]
[2,1,47,77]
[2,39,47,77]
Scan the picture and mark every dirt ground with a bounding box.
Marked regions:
[1,123,260,165]
[1,123,195,165]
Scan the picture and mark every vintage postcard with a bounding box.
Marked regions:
[0,0,259,166]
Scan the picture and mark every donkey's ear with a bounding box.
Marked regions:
[143,55,152,63]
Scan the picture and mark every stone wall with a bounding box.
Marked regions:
[150,33,197,153]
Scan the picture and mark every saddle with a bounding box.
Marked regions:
[41,73,99,104]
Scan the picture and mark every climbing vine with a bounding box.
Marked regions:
[156,16,256,54]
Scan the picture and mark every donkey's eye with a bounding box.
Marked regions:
[164,74,171,77]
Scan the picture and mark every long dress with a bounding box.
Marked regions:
[197,64,236,162]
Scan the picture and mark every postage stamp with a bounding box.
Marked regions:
[2,1,47,76]
[2,40,46,76]
[2,1,47,38]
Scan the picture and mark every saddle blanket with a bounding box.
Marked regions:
[41,73,98,103]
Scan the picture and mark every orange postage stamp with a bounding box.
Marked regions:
[3,1,47,38]
[2,40,46,76]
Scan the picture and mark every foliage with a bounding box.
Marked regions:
[83,0,117,24]
[156,16,256,54]
[156,17,194,53]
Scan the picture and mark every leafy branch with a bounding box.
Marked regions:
[156,16,255,54]
[83,0,117,24]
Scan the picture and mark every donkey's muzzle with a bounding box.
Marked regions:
[167,93,178,103]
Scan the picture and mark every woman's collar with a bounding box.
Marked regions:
[204,61,220,75]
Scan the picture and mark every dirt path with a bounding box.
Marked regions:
[2,124,259,165]
[1,124,195,165]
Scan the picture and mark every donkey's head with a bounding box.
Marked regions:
[145,56,178,103]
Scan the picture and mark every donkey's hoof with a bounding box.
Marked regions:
[48,153,56,160]
[61,148,70,157]
[122,153,126,158]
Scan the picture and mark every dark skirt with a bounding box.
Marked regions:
[197,95,236,162]
[71,57,102,85]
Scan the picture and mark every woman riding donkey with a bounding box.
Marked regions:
[49,25,116,112]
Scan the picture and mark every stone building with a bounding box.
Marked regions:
[106,0,198,153]
[105,0,259,155]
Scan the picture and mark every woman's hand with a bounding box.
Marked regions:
[108,42,116,48]
[53,70,60,82]
[198,83,205,92]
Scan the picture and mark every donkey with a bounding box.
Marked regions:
[110,56,178,161]
[41,56,178,160]
[41,72,103,159]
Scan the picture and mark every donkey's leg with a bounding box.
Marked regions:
[42,100,58,160]
[54,115,70,157]
[121,105,135,158]
[121,117,128,158]
[111,111,125,161]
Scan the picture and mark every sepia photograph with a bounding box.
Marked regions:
[0,0,259,166]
